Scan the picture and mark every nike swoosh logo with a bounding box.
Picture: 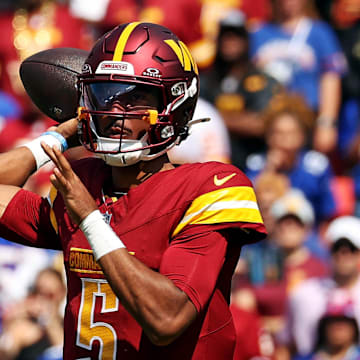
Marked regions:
[214,173,237,186]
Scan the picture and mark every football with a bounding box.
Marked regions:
[20,47,89,122]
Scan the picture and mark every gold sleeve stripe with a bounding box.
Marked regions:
[113,22,141,61]
[172,186,263,237]
[47,186,58,234]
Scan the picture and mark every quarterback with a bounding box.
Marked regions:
[0,23,266,359]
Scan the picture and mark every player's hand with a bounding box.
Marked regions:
[47,118,80,149]
[42,143,97,225]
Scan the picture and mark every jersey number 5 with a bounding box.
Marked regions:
[77,278,119,360]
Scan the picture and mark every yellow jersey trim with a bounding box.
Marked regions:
[48,186,58,234]
[172,186,263,237]
[71,268,104,275]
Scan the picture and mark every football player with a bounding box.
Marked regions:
[0,22,266,359]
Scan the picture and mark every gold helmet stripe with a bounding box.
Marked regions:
[164,39,185,67]
[164,39,198,74]
[113,22,141,61]
[179,41,199,75]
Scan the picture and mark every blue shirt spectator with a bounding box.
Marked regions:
[250,19,346,110]
[246,150,336,222]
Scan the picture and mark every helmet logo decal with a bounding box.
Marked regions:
[164,39,198,75]
[142,67,162,78]
[113,22,141,61]
[82,63,92,74]
[95,61,135,75]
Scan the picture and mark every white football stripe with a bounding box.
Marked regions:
[180,200,260,225]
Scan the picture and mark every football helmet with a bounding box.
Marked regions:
[77,22,199,166]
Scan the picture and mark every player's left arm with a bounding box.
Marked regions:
[42,144,218,345]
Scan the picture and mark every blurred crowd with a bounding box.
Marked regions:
[0,0,360,359]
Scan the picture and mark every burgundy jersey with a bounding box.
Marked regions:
[0,159,266,359]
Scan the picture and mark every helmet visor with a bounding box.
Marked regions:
[83,82,164,112]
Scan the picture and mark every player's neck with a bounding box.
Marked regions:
[110,154,174,193]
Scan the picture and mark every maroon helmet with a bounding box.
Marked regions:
[77,22,199,166]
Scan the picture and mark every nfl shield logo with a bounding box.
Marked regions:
[102,211,112,225]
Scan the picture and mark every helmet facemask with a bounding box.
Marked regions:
[78,79,177,166]
[78,76,198,166]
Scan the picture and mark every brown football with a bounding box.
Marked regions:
[20,47,89,122]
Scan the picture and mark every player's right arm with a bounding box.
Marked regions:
[0,120,77,249]
[0,147,36,187]
[0,118,78,187]
[0,118,78,217]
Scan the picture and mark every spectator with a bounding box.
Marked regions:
[295,296,360,360]
[345,137,360,216]
[0,267,66,360]
[0,91,21,121]
[250,0,347,154]
[0,238,54,327]
[0,89,23,141]
[315,0,360,100]
[280,216,360,356]
[270,189,329,293]
[245,93,337,222]
[168,97,231,164]
[314,1,360,215]
[230,174,288,354]
[230,177,285,359]
[194,0,272,68]
[253,171,290,239]
[240,189,329,347]
[233,172,290,288]
[200,10,282,170]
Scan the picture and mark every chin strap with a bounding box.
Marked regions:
[95,134,151,167]
[179,117,211,141]
[101,117,211,166]
[188,117,210,126]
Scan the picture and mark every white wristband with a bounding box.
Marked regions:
[23,131,68,169]
[79,210,126,261]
